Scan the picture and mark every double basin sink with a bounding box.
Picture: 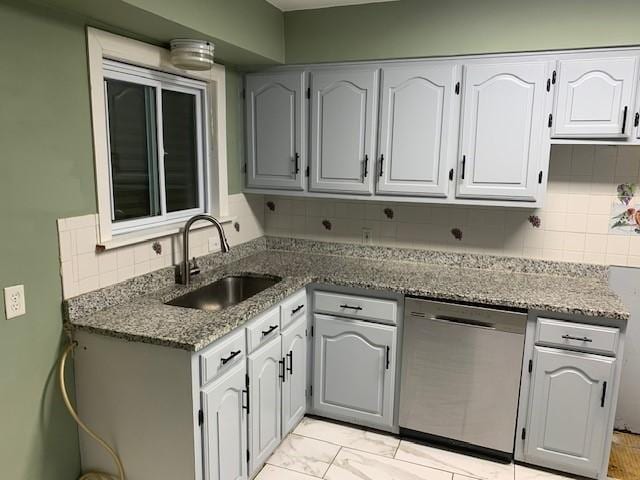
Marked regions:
[166,274,281,312]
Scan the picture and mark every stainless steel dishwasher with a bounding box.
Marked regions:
[399,298,527,461]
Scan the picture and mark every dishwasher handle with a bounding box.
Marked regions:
[433,315,496,330]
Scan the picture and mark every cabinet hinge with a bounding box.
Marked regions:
[552,70,557,84]
[305,165,309,177]
[242,88,246,100]
[634,112,639,127]
[455,82,460,95]
[547,113,553,128]
[247,449,250,463]
[198,409,204,427]
[449,168,454,181]
[521,428,526,440]
[546,78,551,92]
[528,359,533,373]
[311,325,314,337]
[306,87,311,99]
[309,385,313,396]
[538,170,543,184]
[242,163,247,174]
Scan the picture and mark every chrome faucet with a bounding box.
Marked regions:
[179,214,230,285]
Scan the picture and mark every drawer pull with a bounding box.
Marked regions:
[287,350,293,374]
[340,304,363,311]
[562,334,593,343]
[292,304,304,315]
[601,381,608,407]
[262,325,278,337]
[220,350,241,365]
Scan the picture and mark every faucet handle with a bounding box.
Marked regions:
[189,257,201,276]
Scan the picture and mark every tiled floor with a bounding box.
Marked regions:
[255,417,575,480]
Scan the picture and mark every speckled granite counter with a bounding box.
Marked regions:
[65,237,630,351]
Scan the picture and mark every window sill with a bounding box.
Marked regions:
[96,215,237,251]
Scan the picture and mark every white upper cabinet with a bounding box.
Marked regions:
[553,57,638,138]
[525,346,615,478]
[246,72,306,190]
[457,60,551,201]
[377,63,460,197]
[309,68,379,194]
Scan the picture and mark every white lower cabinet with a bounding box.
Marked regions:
[312,314,396,429]
[525,346,615,478]
[247,334,282,475]
[281,316,308,436]
[201,362,248,480]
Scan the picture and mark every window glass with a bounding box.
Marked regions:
[161,89,200,213]
[106,79,160,221]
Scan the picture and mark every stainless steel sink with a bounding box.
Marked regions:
[166,274,281,312]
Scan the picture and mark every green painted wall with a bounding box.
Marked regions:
[0,2,96,479]
[284,0,640,63]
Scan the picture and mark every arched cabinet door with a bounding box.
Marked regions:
[457,60,551,201]
[312,314,396,429]
[309,69,378,195]
[245,71,306,190]
[377,63,460,197]
[525,346,615,478]
[201,362,248,480]
[553,57,638,138]
[281,316,308,437]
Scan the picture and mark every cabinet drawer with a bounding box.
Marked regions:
[246,306,281,353]
[200,329,246,387]
[536,318,619,356]
[314,291,397,324]
[281,289,307,330]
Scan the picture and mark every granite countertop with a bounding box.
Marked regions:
[65,237,630,352]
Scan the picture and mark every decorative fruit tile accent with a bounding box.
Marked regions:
[610,183,640,235]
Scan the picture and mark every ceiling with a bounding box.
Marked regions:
[265,0,398,12]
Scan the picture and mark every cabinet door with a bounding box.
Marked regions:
[377,63,460,197]
[458,61,550,201]
[309,68,378,194]
[247,335,282,475]
[202,362,248,480]
[245,71,306,190]
[281,316,308,436]
[553,57,638,138]
[525,346,615,478]
[313,314,396,429]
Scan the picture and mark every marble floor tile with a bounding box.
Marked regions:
[394,441,515,480]
[255,464,320,480]
[324,448,454,480]
[266,433,341,477]
[514,465,573,480]
[293,417,400,457]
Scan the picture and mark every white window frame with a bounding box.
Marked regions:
[87,27,229,246]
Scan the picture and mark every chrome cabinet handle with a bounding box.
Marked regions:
[561,334,593,343]
[220,350,241,365]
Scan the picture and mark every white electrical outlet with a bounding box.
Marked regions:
[208,236,221,252]
[4,285,26,320]
[362,228,373,245]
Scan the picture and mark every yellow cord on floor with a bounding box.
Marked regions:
[59,341,126,480]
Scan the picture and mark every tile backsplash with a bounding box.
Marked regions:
[263,145,640,267]
[57,193,264,299]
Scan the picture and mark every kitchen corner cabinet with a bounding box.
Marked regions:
[377,63,460,197]
[553,57,638,138]
[312,314,396,429]
[247,334,282,474]
[202,362,248,480]
[245,71,306,190]
[525,346,615,478]
[309,68,379,195]
[281,315,308,437]
[457,60,551,201]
